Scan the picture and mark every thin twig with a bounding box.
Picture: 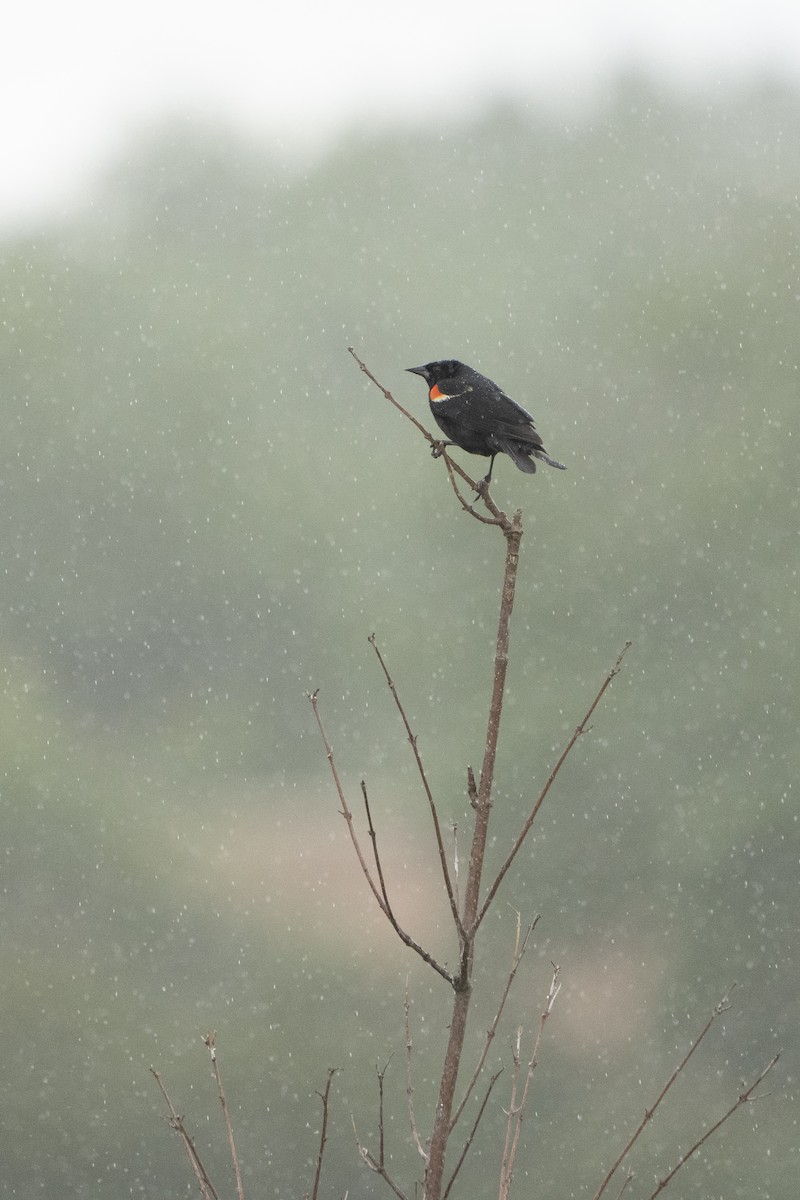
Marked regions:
[450,912,539,1133]
[377,1059,389,1167]
[498,964,561,1199]
[354,1061,411,1200]
[368,633,462,934]
[439,447,504,525]
[308,690,455,986]
[403,984,428,1161]
[310,1069,337,1200]
[203,1032,244,1200]
[349,346,435,444]
[151,1069,220,1200]
[592,984,737,1200]
[498,1026,523,1198]
[646,1053,780,1200]
[361,779,395,919]
[443,1071,504,1200]
[473,641,632,936]
[356,1148,409,1200]
[451,822,460,911]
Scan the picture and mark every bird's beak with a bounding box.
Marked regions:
[406,366,426,377]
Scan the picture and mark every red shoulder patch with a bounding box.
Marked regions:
[430,383,444,400]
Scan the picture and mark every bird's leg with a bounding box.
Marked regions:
[476,454,496,491]
[431,440,454,459]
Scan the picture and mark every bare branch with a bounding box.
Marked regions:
[476,511,523,808]
[203,1032,244,1200]
[353,1061,411,1200]
[646,1053,780,1200]
[361,779,395,918]
[498,1026,523,1198]
[310,1069,337,1200]
[307,690,384,907]
[425,509,524,1199]
[439,446,504,525]
[368,633,462,934]
[349,346,434,446]
[499,964,561,1199]
[443,1070,504,1200]
[151,1069,220,1200]
[403,984,428,1161]
[450,913,539,1134]
[377,1059,389,1168]
[308,690,455,986]
[357,1150,409,1200]
[592,983,738,1200]
[452,822,461,911]
[473,641,632,935]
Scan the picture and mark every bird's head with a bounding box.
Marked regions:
[407,360,466,387]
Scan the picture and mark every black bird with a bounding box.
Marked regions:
[407,360,565,486]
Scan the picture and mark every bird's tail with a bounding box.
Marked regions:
[532,448,567,471]
[498,439,537,474]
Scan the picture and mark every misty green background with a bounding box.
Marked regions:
[2,79,797,1197]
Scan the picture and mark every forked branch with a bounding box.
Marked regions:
[449,912,539,1134]
[368,633,462,934]
[151,1069,220,1200]
[355,1060,411,1200]
[498,964,561,1199]
[308,689,455,986]
[646,1052,779,1199]
[439,448,505,525]
[592,984,744,1200]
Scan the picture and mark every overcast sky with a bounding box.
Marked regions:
[4,0,800,228]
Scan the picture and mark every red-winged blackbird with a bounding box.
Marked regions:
[407,360,566,486]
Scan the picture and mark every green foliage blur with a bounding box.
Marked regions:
[2,79,796,1197]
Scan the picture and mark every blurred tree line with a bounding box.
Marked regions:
[1,78,796,1197]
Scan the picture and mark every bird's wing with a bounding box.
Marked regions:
[461,392,545,448]
[493,387,535,423]
[489,416,544,449]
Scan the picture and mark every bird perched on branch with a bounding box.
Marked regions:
[407,359,566,487]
